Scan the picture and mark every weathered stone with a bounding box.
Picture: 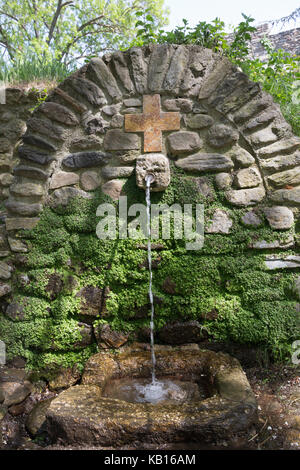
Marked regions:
[230,147,255,168]
[123,98,142,107]
[104,130,140,151]
[225,185,266,206]
[167,131,202,155]
[6,201,42,217]
[0,381,32,406]
[181,48,217,97]
[63,151,111,169]
[82,112,110,135]
[215,172,233,190]
[48,366,81,392]
[205,209,233,234]
[5,301,25,321]
[242,107,279,131]
[102,104,122,116]
[23,135,57,152]
[194,176,215,201]
[148,44,172,92]
[7,237,28,253]
[207,124,239,148]
[10,182,44,198]
[111,52,135,94]
[50,171,79,189]
[264,206,294,230]
[76,286,102,318]
[198,57,234,100]
[267,167,300,188]
[0,261,13,280]
[0,138,11,154]
[6,218,40,231]
[163,98,193,113]
[76,323,93,348]
[94,323,129,349]
[0,283,11,297]
[54,87,87,114]
[234,167,262,189]
[47,349,256,447]
[49,187,92,209]
[208,71,261,114]
[265,255,300,270]
[241,211,263,227]
[18,146,55,165]
[0,173,14,187]
[67,77,106,106]
[87,58,122,102]
[158,321,207,344]
[26,398,54,437]
[136,154,170,192]
[102,166,134,180]
[247,126,278,147]
[294,277,300,300]
[257,137,300,158]
[39,102,79,126]
[163,45,190,93]
[13,165,49,181]
[110,114,124,128]
[101,179,125,200]
[270,188,300,205]
[130,47,148,94]
[69,135,103,152]
[185,114,214,129]
[249,235,294,250]
[121,107,141,115]
[260,152,300,173]
[175,153,233,172]
[27,117,65,141]
[80,171,101,191]
[233,94,273,124]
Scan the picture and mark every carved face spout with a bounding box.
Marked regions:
[135,154,170,192]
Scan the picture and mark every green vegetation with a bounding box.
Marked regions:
[1,169,298,373]
[0,0,168,82]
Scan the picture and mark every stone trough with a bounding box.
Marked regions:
[46,345,257,447]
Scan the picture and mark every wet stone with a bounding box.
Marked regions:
[94,323,129,349]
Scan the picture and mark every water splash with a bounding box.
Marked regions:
[145,174,156,383]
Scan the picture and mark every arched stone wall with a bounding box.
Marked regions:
[0,44,299,370]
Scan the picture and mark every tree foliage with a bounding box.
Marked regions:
[0,0,168,67]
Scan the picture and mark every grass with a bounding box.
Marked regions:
[0,56,71,84]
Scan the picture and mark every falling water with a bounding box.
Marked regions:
[145,174,156,383]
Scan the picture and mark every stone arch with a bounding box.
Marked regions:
[1,44,299,366]
[4,44,299,236]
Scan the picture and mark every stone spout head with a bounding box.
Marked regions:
[136,154,170,192]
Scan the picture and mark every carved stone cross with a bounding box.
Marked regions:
[125,94,180,153]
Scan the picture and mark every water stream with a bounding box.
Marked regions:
[145,174,156,384]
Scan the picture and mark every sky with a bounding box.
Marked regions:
[164,0,300,32]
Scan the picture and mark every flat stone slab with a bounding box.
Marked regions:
[175,153,233,172]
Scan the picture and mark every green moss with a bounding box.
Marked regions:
[2,174,298,370]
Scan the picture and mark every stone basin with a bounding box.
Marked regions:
[46,346,257,447]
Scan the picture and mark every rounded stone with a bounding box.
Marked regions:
[241,211,263,227]
[80,171,101,191]
[264,206,294,230]
[207,124,239,148]
[215,172,233,190]
[234,167,262,189]
[101,179,125,200]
